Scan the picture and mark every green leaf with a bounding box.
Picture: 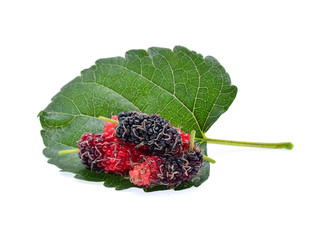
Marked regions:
[39,46,237,191]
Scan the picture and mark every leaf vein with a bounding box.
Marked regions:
[152,53,175,95]
[43,131,73,149]
[176,48,201,115]
[202,70,225,131]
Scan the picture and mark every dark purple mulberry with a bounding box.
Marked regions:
[77,133,107,171]
[115,111,182,154]
[156,149,204,186]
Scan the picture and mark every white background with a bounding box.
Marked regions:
[1,0,321,239]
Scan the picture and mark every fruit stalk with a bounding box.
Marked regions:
[98,116,118,124]
[189,130,196,152]
[201,137,293,150]
[59,148,80,156]
[203,155,216,163]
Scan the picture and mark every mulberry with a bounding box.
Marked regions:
[77,133,107,171]
[115,111,182,153]
[157,149,204,186]
[100,143,143,173]
[129,149,204,187]
[129,156,160,186]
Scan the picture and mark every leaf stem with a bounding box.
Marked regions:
[203,155,216,163]
[200,137,294,150]
[59,148,80,156]
[189,130,196,152]
[98,116,118,124]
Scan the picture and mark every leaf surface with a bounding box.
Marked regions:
[39,46,237,191]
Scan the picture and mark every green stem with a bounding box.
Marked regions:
[98,116,118,124]
[189,130,196,152]
[200,137,293,150]
[59,148,80,156]
[203,155,216,163]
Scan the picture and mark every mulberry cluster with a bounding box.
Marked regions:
[115,111,182,153]
[77,112,204,188]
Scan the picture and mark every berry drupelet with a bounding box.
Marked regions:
[115,111,182,154]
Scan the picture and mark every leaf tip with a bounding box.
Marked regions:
[37,110,45,118]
